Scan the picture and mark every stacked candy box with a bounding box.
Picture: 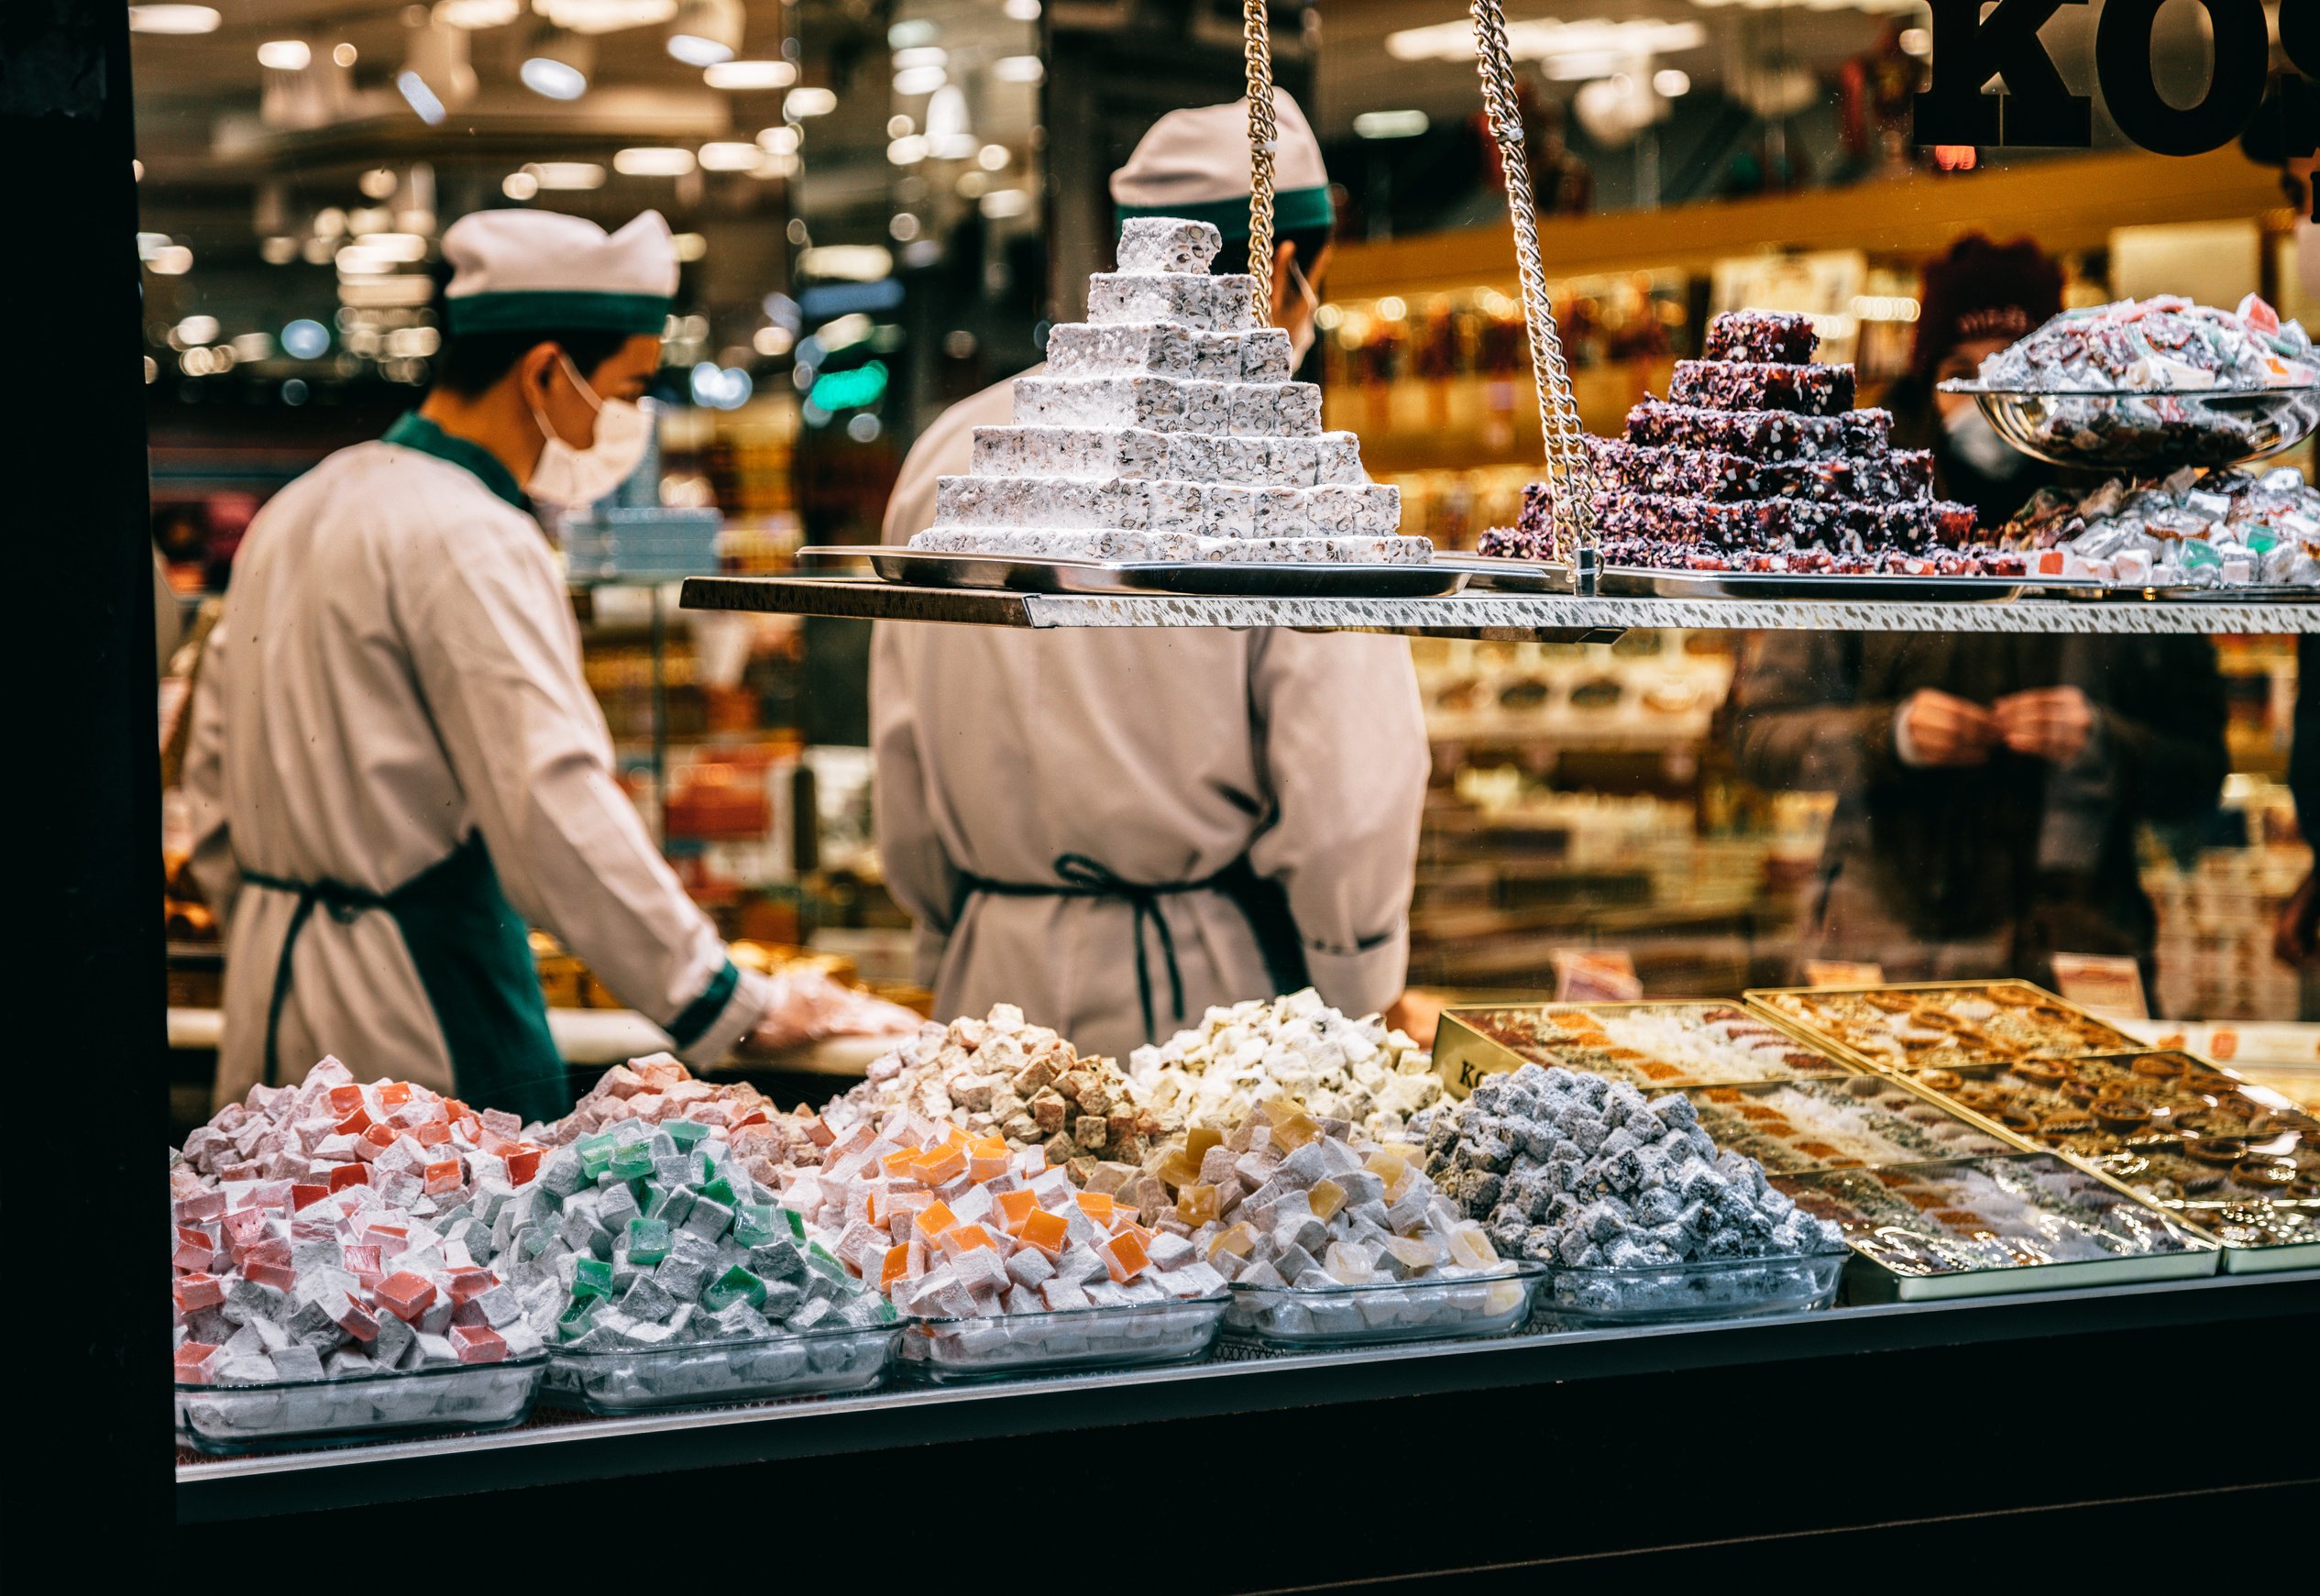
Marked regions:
[171,1059,552,1451]
[1437,1001,1852,1095]
[1129,1097,1540,1348]
[1748,982,2140,1072]
[1773,1153,2216,1299]
[1127,987,1443,1140]
[1423,1062,1847,1323]
[496,1118,897,1414]
[787,1111,1229,1380]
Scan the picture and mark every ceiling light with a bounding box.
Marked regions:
[887,135,928,166]
[697,141,757,171]
[1387,17,1703,69]
[992,55,1043,84]
[798,245,893,281]
[979,188,1031,219]
[1899,28,1932,57]
[1653,69,1691,97]
[536,0,676,33]
[127,6,219,35]
[673,233,709,261]
[434,0,520,26]
[525,160,606,190]
[501,170,540,200]
[335,245,400,276]
[893,46,947,71]
[893,65,946,96]
[753,150,799,179]
[260,236,299,264]
[925,84,975,159]
[358,167,398,199]
[357,232,430,262]
[786,86,836,116]
[257,39,311,71]
[704,59,794,89]
[145,243,193,274]
[333,42,358,67]
[397,72,448,125]
[614,147,698,177]
[666,0,741,66]
[975,143,1008,171]
[753,325,794,358]
[888,19,939,50]
[175,315,221,347]
[1004,0,1040,19]
[756,125,800,154]
[1352,108,1428,139]
[521,25,592,100]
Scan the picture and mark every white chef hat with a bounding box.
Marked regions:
[1111,91,1334,240]
[441,209,679,336]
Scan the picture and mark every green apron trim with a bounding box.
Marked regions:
[240,835,569,1124]
[665,958,742,1051]
[1115,185,1335,241]
[381,412,530,512]
[447,289,670,336]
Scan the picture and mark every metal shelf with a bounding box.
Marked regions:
[176,1267,2318,1522]
[681,575,2320,636]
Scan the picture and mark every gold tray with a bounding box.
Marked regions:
[1743,979,2145,1075]
[1434,999,1861,1100]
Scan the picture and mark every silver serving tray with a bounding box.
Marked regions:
[2044,581,2320,603]
[802,545,1471,599]
[1600,567,2027,603]
[1432,553,1575,593]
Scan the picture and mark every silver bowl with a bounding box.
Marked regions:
[1939,381,2320,471]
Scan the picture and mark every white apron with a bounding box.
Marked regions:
[183,413,768,1113]
[868,375,1428,1062]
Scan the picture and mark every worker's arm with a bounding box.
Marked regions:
[1728,630,1906,792]
[1246,631,1427,1018]
[401,512,775,1064]
[181,595,240,921]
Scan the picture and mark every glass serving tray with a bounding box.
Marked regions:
[1436,1001,1855,1099]
[1540,1252,1845,1325]
[1684,1077,2017,1172]
[898,1293,1228,1383]
[1771,1153,2216,1300]
[543,1322,902,1414]
[805,546,1470,599]
[175,1356,547,1455]
[1432,553,1574,592]
[1746,981,2142,1073]
[1940,381,2320,470]
[1221,1264,1545,1349]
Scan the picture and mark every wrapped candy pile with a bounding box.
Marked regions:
[1998,467,2320,588]
[828,1005,1175,1173]
[542,1052,830,1188]
[171,1059,548,1392]
[1423,1063,1844,1271]
[1977,295,2314,393]
[795,1113,1227,1318]
[1127,988,1442,1139]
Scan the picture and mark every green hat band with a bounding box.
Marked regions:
[1115,184,1334,242]
[446,290,670,336]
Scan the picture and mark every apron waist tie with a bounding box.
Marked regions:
[240,839,476,1090]
[959,852,1233,1045]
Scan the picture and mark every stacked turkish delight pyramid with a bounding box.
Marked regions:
[911,216,1428,566]
[1486,311,1978,571]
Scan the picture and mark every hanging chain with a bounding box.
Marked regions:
[1243,0,1277,326]
[1468,0,1598,567]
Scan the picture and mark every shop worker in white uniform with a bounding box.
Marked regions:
[872,95,1430,1062]
[187,209,912,1119]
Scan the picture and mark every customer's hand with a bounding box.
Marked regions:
[1994,686,2096,765]
[1383,988,1446,1049]
[1896,688,1999,767]
[740,966,923,1055]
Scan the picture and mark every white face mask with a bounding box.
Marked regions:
[526,352,651,507]
[1944,400,2028,479]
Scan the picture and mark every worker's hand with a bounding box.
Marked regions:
[740,967,923,1055]
[1896,689,1999,768]
[1383,988,1447,1049]
[2275,867,2320,968]
[1994,686,2097,765]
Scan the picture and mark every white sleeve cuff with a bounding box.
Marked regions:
[1302,924,1410,1021]
[673,965,773,1067]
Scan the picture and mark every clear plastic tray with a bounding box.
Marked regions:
[1222,1263,1545,1348]
[175,1355,547,1455]
[544,1321,903,1414]
[899,1293,1227,1383]
[1540,1252,1844,1325]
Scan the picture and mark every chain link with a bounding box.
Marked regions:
[1243,0,1277,327]
[1468,0,1598,564]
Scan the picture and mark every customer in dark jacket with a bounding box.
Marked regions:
[1731,631,2227,994]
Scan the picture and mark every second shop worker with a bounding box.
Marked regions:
[186,210,914,1121]
[871,94,1431,1062]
